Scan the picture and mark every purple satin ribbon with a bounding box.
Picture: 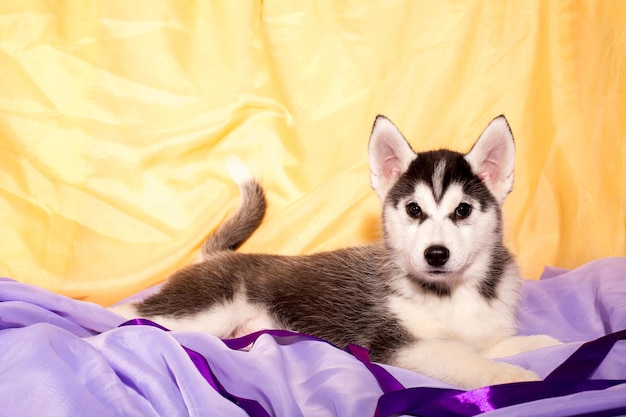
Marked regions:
[120,319,626,417]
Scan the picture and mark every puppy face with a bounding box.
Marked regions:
[382,151,500,283]
[368,115,515,286]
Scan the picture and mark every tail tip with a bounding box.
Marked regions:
[226,157,254,186]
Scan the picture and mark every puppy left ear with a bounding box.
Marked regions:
[464,115,515,204]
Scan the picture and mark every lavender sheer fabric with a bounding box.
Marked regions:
[0,258,624,416]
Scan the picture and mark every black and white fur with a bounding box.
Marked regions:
[114,115,559,390]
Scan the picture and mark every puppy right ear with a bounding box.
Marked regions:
[464,115,515,204]
[368,115,416,203]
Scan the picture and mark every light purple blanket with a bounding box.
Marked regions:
[1,258,625,416]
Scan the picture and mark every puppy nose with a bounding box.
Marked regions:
[424,245,450,267]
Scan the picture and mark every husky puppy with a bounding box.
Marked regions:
[115,115,559,389]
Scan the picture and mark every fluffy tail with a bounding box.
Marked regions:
[198,158,266,259]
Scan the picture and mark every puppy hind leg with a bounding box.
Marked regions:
[109,303,232,337]
[391,339,540,390]
[110,297,255,339]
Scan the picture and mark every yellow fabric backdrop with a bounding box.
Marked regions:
[0,1,624,306]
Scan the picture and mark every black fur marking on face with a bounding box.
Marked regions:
[386,150,496,212]
[461,178,496,212]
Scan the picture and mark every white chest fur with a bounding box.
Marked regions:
[388,282,518,352]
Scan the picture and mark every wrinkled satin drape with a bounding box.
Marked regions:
[0,1,624,305]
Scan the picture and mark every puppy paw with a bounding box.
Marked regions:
[525,334,562,349]
[451,362,540,390]
[483,334,562,358]
[487,363,540,386]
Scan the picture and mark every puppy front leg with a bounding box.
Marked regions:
[482,334,562,358]
[392,339,540,390]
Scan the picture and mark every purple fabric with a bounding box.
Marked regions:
[0,258,625,416]
[373,329,626,417]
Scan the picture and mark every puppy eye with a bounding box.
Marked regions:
[406,202,422,219]
[454,203,472,219]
